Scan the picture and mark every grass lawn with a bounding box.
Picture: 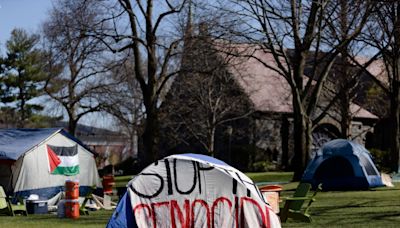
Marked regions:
[114,175,135,188]
[246,171,293,183]
[2,173,399,227]
[0,210,113,228]
[281,183,400,227]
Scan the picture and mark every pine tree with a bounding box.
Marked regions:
[1,28,47,127]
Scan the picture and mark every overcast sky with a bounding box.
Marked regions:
[0,0,52,52]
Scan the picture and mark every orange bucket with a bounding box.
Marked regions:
[259,185,283,214]
[65,199,80,219]
[102,175,115,194]
[259,184,283,192]
[65,180,79,199]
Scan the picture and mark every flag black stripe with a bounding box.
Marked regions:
[48,145,78,156]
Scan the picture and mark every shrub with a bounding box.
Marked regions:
[251,161,278,172]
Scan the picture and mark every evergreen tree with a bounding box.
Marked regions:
[1,28,47,127]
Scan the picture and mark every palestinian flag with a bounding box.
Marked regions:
[47,145,79,176]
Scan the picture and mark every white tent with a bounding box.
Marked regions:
[107,153,281,228]
[0,128,101,200]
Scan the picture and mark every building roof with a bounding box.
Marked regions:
[0,128,93,160]
[220,43,378,119]
[227,45,293,113]
[353,56,388,87]
[350,103,378,119]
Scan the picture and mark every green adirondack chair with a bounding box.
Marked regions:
[0,186,28,216]
[279,182,321,222]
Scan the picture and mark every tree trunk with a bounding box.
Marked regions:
[67,106,77,136]
[340,94,351,139]
[292,95,312,181]
[291,48,313,181]
[390,89,400,172]
[18,97,26,128]
[68,120,78,137]
[292,114,306,180]
[18,72,26,128]
[141,101,159,167]
[391,2,400,173]
[390,53,400,172]
[208,126,216,157]
[339,0,351,139]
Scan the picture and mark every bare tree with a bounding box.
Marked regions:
[84,0,189,166]
[42,0,117,135]
[162,30,253,156]
[100,52,144,157]
[314,1,382,140]
[228,0,374,179]
[365,1,400,172]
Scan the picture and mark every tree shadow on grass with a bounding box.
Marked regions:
[305,199,400,227]
[372,212,400,222]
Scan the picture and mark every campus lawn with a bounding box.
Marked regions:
[1,173,399,227]
[246,171,293,183]
[114,175,135,188]
[245,172,400,227]
[0,209,113,228]
[281,182,400,228]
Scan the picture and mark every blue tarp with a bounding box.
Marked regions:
[0,128,94,160]
[14,186,95,200]
[0,128,60,160]
[302,139,384,190]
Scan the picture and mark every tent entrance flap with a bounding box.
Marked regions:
[0,163,13,193]
[314,156,354,179]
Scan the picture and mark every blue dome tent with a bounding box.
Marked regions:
[302,139,383,190]
[107,153,281,228]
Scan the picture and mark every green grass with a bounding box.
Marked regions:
[247,172,400,227]
[246,171,293,183]
[2,173,400,227]
[281,183,400,227]
[114,175,135,188]
[0,210,113,228]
